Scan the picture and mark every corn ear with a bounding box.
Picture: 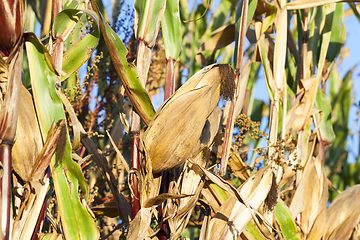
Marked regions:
[142,64,234,173]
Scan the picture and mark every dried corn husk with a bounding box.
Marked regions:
[12,85,67,182]
[289,156,327,237]
[142,63,234,173]
[12,85,43,182]
[308,184,360,240]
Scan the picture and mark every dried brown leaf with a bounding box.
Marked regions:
[126,207,152,240]
[308,184,360,240]
[206,167,273,239]
[196,24,235,65]
[285,0,358,10]
[289,156,327,236]
[290,77,317,131]
[81,135,131,226]
[31,119,66,181]
[13,178,49,240]
[228,153,250,182]
[91,202,120,218]
[107,131,130,173]
[329,207,360,240]
[12,85,43,182]
[144,193,192,208]
[169,150,210,238]
[273,8,287,93]
[201,183,222,212]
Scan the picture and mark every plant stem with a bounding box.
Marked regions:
[158,58,176,240]
[301,8,309,80]
[130,39,152,218]
[220,0,248,176]
[0,144,11,240]
[164,58,176,100]
[130,112,141,219]
[0,48,23,240]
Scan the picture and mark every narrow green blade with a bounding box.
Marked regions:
[91,0,155,125]
[52,9,100,81]
[161,0,181,60]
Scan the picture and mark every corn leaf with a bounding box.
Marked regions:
[285,0,357,10]
[57,9,100,81]
[196,24,235,65]
[209,0,232,33]
[52,9,83,42]
[161,0,181,60]
[25,32,98,240]
[135,0,166,48]
[91,0,155,125]
[314,90,336,144]
[275,201,300,240]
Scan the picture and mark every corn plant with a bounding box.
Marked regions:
[0,0,360,239]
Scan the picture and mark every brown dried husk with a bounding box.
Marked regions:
[0,0,26,57]
[12,85,43,182]
[142,64,234,173]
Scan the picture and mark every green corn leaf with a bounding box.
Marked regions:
[61,29,99,80]
[53,9,100,81]
[257,32,275,101]
[161,0,181,60]
[52,9,83,42]
[210,183,229,203]
[327,3,346,65]
[244,219,266,239]
[314,90,336,144]
[308,7,323,71]
[135,0,166,48]
[209,0,232,33]
[64,0,82,9]
[25,32,98,240]
[275,201,300,240]
[91,0,155,125]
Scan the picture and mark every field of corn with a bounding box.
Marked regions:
[1,0,360,239]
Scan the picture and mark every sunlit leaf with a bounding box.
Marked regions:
[285,0,357,10]
[58,9,100,81]
[275,201,300,240]
[25,32,98,240]
[91,0,155,125]
[135,0,166,48]
[314,90,336,145]
[161,0,181,60]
